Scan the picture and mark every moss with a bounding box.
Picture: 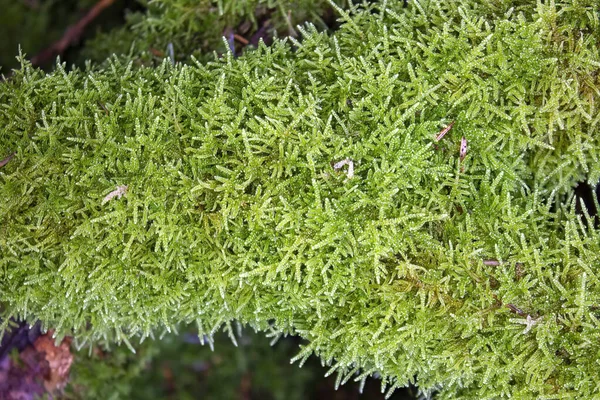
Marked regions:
[1,1,600,398]
[81,0,347,64]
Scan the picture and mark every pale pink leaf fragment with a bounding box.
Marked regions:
[333,158,354,179]
[102,185,128,205]
[460,136,468,161]
[483,259,501,266]
[521,315,541,335]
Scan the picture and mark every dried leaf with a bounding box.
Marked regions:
[435,121,455,141]
[0,152,15,168]
[33,333,73,392]
[0,325,71,399]
[460,136,468,161]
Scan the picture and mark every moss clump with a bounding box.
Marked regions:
[81,0,347,64]
[1,1,600,398]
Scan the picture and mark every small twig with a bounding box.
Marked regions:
[505,304,527,317]
[31,0,117,67]
[435,121,454,142]
[0,152,15,168]
[233,34,249,46]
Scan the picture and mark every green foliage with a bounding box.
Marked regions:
[65,328,320,400]
[82,0,346,64]
[0,0,98,71]
[65,338,160,400]
[1,0,600,398]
